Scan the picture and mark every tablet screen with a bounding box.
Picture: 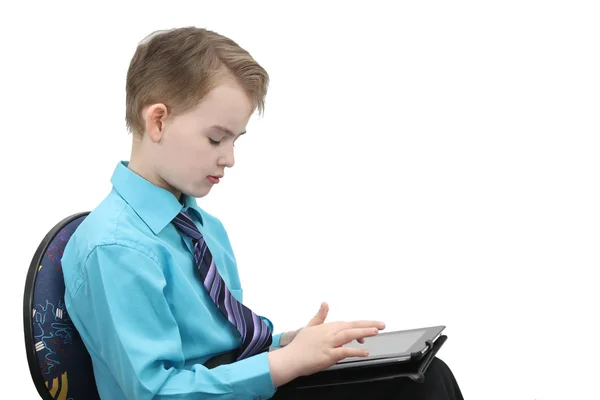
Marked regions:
[346,329,426,357]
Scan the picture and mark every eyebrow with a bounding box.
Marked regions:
[211,125,246,137]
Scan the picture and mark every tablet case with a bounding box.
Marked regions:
[286,334,448,390]
[204,335,448,390]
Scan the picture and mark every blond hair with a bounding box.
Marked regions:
[125,26,269,136]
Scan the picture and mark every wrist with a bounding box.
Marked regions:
[268,347,301,388]
[280,331,290,347]
[280,328,301,347]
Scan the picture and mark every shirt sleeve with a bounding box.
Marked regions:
[272,332,284,348]
[66,243,277,400]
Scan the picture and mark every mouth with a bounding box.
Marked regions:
[207,175,222,184]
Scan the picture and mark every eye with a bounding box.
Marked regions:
[208,138,221,146]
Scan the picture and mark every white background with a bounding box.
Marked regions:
[2,1,599,399]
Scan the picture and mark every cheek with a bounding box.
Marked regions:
[184,145,215,176]
[162,132,214,176]
[171,136,204,162]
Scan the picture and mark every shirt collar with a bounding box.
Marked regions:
[110,161,203,235]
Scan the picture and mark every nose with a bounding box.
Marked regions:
[217,144,235,168]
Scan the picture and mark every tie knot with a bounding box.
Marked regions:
[172,211,202,240]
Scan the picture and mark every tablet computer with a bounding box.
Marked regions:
[325,325,445,371]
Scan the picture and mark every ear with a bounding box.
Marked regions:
[143,103,169,143]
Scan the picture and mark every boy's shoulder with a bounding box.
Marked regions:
[64,189,230,260]
[64,189,151,258]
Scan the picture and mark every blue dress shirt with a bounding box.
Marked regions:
[62,161,283,399]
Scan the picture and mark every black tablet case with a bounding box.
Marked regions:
[204,335,448,391]
[287,335,448,390]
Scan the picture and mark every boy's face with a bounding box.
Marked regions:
[141,76,253,199]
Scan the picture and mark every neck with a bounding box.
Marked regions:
[128,139,182,199]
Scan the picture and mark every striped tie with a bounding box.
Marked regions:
[172,211,272,360]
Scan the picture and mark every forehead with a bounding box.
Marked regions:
[193,79,254,127]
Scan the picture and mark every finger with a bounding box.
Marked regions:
[357,337,365,344]
[307,302,329,327]
[331,346,369,361]
[337,320,386,332]
[334,327,379,347]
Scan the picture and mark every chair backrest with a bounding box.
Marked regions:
[23,212,101,400]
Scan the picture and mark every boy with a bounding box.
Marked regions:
[62,27,463,399]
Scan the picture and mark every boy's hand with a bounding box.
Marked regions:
[280,302,366,346]
[284,318,385,377]
[306,301,329,327]
[268,302,385,386]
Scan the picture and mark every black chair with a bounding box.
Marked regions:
[23,212,101,400]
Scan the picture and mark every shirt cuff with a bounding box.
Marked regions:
[272,332,284,348]
[227,351,276,398]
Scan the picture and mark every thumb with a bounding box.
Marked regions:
[307,302,329,327]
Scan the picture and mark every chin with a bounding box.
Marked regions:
[188,186,212,198]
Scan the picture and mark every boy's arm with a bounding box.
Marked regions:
[66,243,279,400]
[274,329,301,347]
